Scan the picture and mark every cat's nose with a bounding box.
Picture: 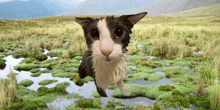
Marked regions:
[101,51,112,57]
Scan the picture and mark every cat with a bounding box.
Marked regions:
[75,12,148,97]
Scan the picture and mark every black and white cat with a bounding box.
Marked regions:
[75,12,148,97]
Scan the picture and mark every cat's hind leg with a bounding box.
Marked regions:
[117,79,131,96]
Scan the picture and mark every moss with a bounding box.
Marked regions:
[48,48,66,57]
[35,54,47,61]
[37,86,49,96]
[67,53,77,59]
[37,85,68,96]
[69,74,78,81]
[74,68,78,73]
[38,79,58,85]
[65,93,84,99]
[82,76,94,83]
[138,57,163,68]
[127,72,164,82]
[123,78,128,83]
[0,60,6,69]
[4,98,47,110]
[51,63,79,77]
[165,70,182,78]
[74,75,84,86]
[25,58,33,63]
[153,103,161,110]
[92,91,100,98]
[127,75,133,78]
[19,58,33,64]
[18,79,34,87]
[30,71,42,77]
[30,68,40,73]
[40,58,56,64]
[172,89,185,96]
[74,98,101,109]
[106,99,122,108]
[159,84,175,91]
[73,56,83,60]
[187,76,195,81]
[187,94,210,109]
[41,68,50,73]
[133,105,150,110]
[46,61,58,69]
[12,49,27,58]
[0,47,5,52]
[55,82,70,88]
[14,64,40,71]
[183,57,204,62]
[188,60,199,68]
[162,95,191,109]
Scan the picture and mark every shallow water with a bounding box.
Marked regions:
[128,71,175,85]
[0,52,198,110]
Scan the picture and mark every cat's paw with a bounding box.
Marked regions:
[122,90,131,96]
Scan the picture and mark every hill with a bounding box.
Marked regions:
[60,0,160,15]
[0,0,78,19]
[166,3,220,16]
[108,0,220,15]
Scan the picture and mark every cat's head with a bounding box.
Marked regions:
[75,12,147,63]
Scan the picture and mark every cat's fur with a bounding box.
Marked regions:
[75,12,148,97]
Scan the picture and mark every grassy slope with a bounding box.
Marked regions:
[166,3,220,17]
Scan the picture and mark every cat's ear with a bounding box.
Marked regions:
[121,12,147,25]
[75,17,95,27]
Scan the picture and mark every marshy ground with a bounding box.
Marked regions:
[0,11,220,110]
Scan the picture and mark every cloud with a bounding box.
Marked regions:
[0,0,13,2]
[0,0,86,3]
[0,0,29,2]
[69,0,86,3]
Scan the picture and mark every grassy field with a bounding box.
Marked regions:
[0,3,220,110]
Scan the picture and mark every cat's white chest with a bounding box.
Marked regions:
[92,57,127,89]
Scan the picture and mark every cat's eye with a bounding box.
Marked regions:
[115,27,123,38]
[91,29,99,40]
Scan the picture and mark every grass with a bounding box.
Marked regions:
[0,5,220,109]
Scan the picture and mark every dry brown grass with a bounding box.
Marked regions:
[0,69,18,109]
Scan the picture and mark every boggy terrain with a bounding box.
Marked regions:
[0,10,220,110]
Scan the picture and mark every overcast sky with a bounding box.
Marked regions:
[0,0,87,3]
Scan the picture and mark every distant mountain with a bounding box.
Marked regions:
[60,0,160,15]
[108,0,220,15]
[0,0,78,19]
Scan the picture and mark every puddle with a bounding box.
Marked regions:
[137,44,143,48]
[47,96,77,110]
[128,71,175,85]
[194,51,204,56]
[142,55,157,59]
[39,68,47,71]
[128,65,137,70]
[0,55,24,78]
[43,48,55,59]
[43,48,49,55]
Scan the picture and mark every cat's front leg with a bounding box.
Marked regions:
[117,79,131,96]
[94,78,108,97]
